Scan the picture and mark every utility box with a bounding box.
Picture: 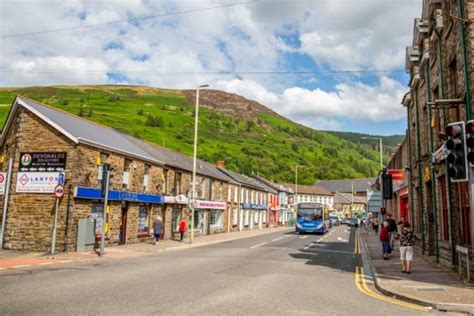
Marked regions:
[77,219,95,252]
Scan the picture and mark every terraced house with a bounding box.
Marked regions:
[0,96,274,253]
[403,0,473,280]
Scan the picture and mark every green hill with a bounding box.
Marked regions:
[0,85,396,184]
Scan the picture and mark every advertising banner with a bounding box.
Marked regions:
[16,172,63,193]
[19,152,67,172]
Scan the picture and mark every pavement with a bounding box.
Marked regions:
[360,225,474,315]
[0,225,445,315]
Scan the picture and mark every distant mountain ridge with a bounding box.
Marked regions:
[0,85,400,184]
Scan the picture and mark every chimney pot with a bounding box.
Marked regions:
[216,160,225,169]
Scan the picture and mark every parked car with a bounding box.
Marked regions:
[329,216,340,226]
[340,218,348,225]
[348,218,359,227]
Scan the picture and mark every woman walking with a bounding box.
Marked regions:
[380,221,391,260]
[178,218,187,241]
[399,223,415,274]
[373,217,379,235]
[153,216,163,245]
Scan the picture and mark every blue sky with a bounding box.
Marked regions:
[0,0,420,136]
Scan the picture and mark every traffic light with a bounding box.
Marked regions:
[445,121,468,182]
[465,120,474,165]
[382,173,393,199]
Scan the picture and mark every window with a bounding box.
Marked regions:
[234,187,238,203]
[232,208,238,225]
[123,159,132,188]
[138,206,150,234]
[174,172,182,195]
[438,176,449,241]
[254,211,259,224]
[143,164,150,192]
[244,210,250,226]
[162,169,168,194]
[210,211,223,228]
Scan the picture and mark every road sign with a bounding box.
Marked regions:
[54,184,65,199]
[0,172,6,195]
[19,152,67,172]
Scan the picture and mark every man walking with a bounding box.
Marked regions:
[386,214,397,250]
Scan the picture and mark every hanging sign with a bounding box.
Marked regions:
[16,172,63,193]
[19,152,67,172]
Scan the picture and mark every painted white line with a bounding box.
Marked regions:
[317,238,323,242]
[251,242,268,249]
[272,237,284,242]
[299,236,308,239]
[38,262,54,266]
[0,267,6,270]
[12,265,32,269]
[304,244,313,250]
[60,260,73,263]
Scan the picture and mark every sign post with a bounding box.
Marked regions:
[100,164,111,257]
[51,184,65,255]
[0,158,13,250]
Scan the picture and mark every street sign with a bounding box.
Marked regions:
[0,172,6,195]
[54,184,65,199]
[19,152,67,172]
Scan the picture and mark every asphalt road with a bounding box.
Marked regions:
[0,226,435,315]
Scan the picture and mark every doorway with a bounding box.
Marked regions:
[120,202,129,245]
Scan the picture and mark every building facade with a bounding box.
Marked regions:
[403,0,473,280]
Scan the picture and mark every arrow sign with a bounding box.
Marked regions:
[54,184,65,199]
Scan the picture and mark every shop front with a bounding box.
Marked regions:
[194,200,226,235]
[74,187,164,246]
[164,195,189,240]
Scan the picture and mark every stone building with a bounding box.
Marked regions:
[403,0,473,280]
[253,176,294,225]
[283,183,334,212]
[333,192,366,218]
[252,176,280,227]
[218,167,270,231]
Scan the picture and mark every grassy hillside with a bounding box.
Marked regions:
[327,131,404,156]
[0,85,388,184]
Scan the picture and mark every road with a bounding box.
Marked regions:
[0,226,435,315]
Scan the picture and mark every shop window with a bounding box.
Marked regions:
[263,212,267,223]
[143,164,150,192]
[123,159,132,188]
[244,210,250,226]
[232,208,238,225]
[210,211,223,228]
[459,182,472,245]
[254,211,259,224]
[138,206,150,234]
[161,169,168,194]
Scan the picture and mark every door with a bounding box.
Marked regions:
[120,202,129,245]
[400,195,409,222]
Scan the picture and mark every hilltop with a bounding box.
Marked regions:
[0,85,399,184]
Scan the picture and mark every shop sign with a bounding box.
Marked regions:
[74,186,163,204]
[0,172,6,195]
[251,204,268,210]
[194,200,226,210]
[16,172,63,193]
[164,195,188,204]
[19,152,67,172]
[387,169,404,181]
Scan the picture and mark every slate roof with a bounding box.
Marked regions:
[2,96,164,165]
[282,183,332,196]
[315,178,375,194]
[251,177,278,194]
[333,192,366,204]
[123,135,237,183]
[218,168,268,191]
[253,176,293,194]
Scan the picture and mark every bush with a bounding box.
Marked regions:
[145,114,164,127]
[137,109,144,116]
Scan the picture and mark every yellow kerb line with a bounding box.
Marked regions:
[355,266,430,313]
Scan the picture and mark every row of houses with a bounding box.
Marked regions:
[384,0,473,281]
[0,96,365,253]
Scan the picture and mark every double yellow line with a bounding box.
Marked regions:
[354,230,360,254]
[355,266,430,312]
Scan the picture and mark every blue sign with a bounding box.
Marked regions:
[240,203,268,210]
[74,187,163,204]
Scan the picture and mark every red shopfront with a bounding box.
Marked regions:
[398,187,409,222]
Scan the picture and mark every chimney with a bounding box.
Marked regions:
[216,160,225,169]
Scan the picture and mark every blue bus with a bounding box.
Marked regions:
[295,202,327,234]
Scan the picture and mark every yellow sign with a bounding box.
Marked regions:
[423,167,431,182]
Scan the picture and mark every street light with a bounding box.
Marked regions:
[295,165,304,205]
[190,84,209,244]
[361,137,383,171]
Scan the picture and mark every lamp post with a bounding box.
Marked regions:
[361,137,383,171]
[190,84,209,244]
[295,165,304,206]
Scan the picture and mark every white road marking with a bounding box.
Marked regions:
[272,237,284,242]
[0,267,6,270]
[317,238,323,242]
[251,242,268,249]
[12,265,32,269]
[38,262,54,266]
[304,244,313,250]
[60,260,73,263]
[305,248,356,255]
[299,236,308,239]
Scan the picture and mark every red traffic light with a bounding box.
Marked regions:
[467,122,474,134]
[446,124,462,137]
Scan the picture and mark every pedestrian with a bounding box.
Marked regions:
[373,217,379,235]
[399,223,415,274]
[380,221,391,260]
[178,218,187,241]
[386,214,397,250]
[153,215,163,245]
[398,216,409,229]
